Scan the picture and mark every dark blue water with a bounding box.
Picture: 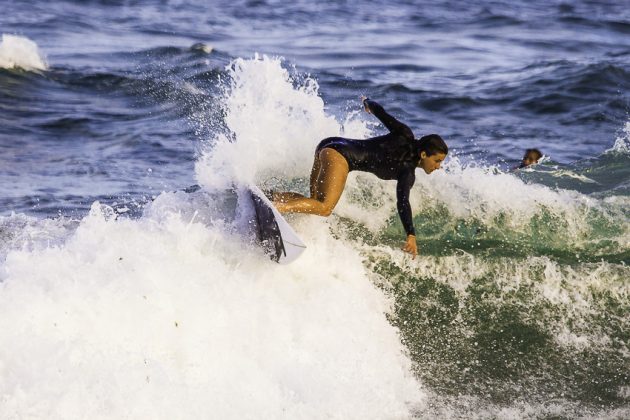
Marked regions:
[1,1,629,418]
[2,0,629,216]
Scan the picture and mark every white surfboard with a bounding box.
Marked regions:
[248,185,306,264]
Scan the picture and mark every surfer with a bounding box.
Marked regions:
[518,148,543,168]
[273,97,448,259]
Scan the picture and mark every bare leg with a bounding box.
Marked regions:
[310,150,322,197]
[274,148,349,216]
[273,150,323,203]
[273,191,307,202]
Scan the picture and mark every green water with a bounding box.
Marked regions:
[366,256,629,408]
[335,167,630,415]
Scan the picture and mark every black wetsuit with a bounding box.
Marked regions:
[316,99,420,236]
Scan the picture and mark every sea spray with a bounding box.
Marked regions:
[0,34,48,71]
[195,54,340,190]
[610,122,630,154]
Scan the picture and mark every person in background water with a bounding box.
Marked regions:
[272,96,448,259]
[519,148,543,168]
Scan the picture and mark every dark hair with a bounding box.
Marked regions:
[417,134,448,156]
[525,148,542,159]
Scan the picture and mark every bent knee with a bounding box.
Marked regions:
[320,207,334,217]
[314,199,334,217]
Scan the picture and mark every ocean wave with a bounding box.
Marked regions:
[329,158,629,265]
[0,45,627,418]
[363,249,629,411]
[0,34,47,71]
[0,213,78,259]
[2,0,629,416]
[0,201,423,419]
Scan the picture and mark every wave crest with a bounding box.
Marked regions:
[0,34,48,71]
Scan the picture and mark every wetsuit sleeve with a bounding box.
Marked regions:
[364,99,414,140]
[396,169,416,236]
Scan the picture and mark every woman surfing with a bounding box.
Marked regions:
[273,97,448,259]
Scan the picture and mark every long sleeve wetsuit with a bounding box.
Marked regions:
[315,99,420,236]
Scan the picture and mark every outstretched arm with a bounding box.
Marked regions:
[396,170,418,258]
[361,96,414,139]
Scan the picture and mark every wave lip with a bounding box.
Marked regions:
[0,34,48,71]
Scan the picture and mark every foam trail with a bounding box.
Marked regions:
[0,34,48,71]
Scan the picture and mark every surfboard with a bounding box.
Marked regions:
[248,185,306,264]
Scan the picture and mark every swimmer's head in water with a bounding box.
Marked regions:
[417,134,448,174]
[520,148,542,168]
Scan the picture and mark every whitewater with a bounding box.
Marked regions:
[1,0,629,417]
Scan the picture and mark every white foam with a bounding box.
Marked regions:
[0,201,423,419]
[607,121,630,154]
[415,391,630,420]
[0,34,48,71]
[334,152,628,252]
[423,157,586,221]
[0,213,77,264]
[550,169,598,184]
[195,54,340,190]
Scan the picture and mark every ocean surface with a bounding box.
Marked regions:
[1,0,629,418]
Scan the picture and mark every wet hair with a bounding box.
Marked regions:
[417,134,448,156]
[524,148,542,160]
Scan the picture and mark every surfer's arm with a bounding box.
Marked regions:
[397,170,418,258]
[362,97,414,140]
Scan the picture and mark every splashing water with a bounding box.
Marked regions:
[609,122,630,154]
[1,52,628,419]
[0,57,428,418]
[195,54,340,190]
[0,34,48,71]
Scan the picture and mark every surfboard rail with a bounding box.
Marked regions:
[248,185,306,264]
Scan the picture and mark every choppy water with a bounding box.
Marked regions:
[1,0,629,418]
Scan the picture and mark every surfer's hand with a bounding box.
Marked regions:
[360,96,371,113]
[402,234,417,259]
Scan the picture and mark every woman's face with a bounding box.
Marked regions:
[419,152,446,174]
